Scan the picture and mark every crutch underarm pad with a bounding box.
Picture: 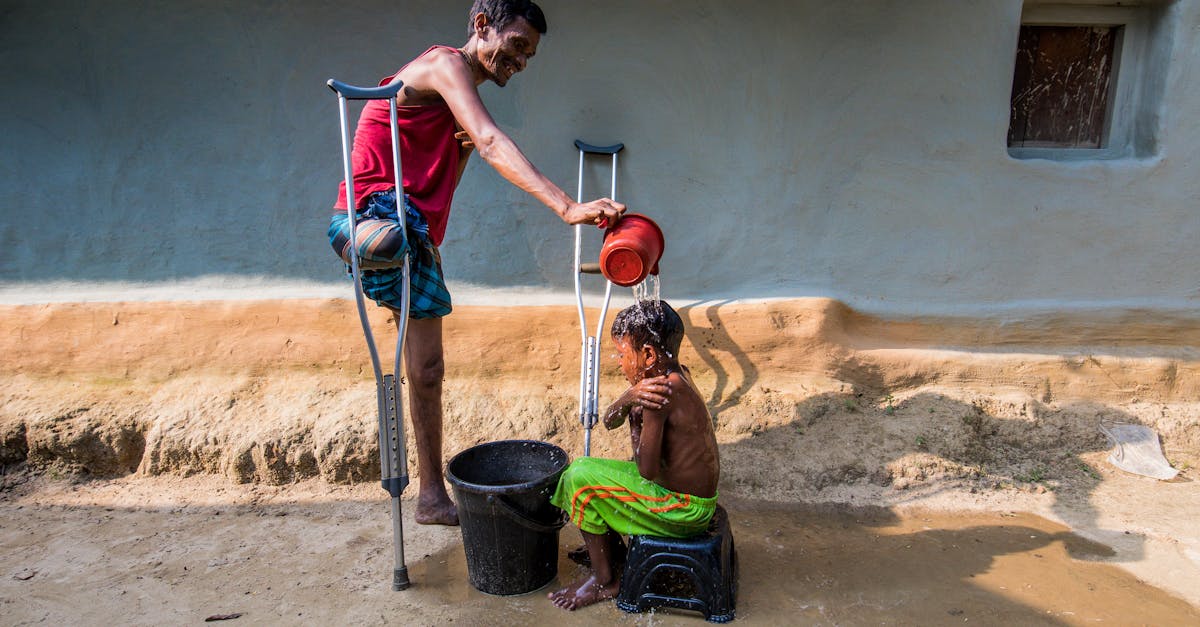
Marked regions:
[574,140,625,155]
[327,78,404,100]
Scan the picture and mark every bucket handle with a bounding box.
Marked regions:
[486,494,568,533]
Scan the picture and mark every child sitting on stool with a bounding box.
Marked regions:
[548,300,720,611]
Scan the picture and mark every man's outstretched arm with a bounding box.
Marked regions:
[419,49,624,226]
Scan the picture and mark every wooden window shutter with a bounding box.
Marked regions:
[1009,25,1119,149]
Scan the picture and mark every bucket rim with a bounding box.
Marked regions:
[446,439,569,495]
[607,213,665,252]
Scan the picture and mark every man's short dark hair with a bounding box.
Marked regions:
[468,0,547,36]
[611,300,685,359]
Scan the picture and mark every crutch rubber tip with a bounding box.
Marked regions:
[393,566,411,591]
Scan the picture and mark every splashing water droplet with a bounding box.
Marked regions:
[630,274,662,305]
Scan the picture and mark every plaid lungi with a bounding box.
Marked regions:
[328,189,452,319]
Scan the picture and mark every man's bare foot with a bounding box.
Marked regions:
[415,496,458,526]
[547,574,621,611]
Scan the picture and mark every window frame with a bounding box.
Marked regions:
[1008,4,1147,161]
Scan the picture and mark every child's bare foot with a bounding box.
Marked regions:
[567,545,590,566]
[547,573,621,611]
[568,542,627,568]
[415,495,458,526]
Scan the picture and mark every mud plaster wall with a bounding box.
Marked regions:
[2,1,1199,316]
[2,299,1198,495]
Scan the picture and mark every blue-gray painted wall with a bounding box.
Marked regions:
[2,1,1197,313]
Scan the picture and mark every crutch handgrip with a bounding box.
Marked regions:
[579,262,602,274]
[327,78,404,100]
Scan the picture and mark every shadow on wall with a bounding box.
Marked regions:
[679,301,760,418]
[667,298,1194,572]
[717,383,1200,567]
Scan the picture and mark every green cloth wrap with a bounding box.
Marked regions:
[551,456,716,536]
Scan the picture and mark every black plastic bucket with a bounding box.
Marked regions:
[446,439,569,595]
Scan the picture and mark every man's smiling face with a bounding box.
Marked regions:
[479,16,540,87]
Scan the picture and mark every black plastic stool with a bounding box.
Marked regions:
[616,505,737,622]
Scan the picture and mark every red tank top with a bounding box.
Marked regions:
[333,46,461,245]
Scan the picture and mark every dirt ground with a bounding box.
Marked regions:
[2,298,1198,624]
[1,470,1198,626]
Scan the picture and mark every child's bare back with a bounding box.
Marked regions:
[629,367,719,498]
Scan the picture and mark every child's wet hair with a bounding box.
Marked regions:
[611,300,684,358]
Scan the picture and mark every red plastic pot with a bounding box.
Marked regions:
[599,214,665,287]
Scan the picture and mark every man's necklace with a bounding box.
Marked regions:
[458,48,480,79]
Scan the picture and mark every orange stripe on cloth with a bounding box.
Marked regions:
[575,491,640,528]
[650,493,690,513]
[571,485,628,528]
[570,484,627,524]
[570,484,681,529]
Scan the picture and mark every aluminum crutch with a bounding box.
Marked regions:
[327,78,412,591]
[573,139,624,457]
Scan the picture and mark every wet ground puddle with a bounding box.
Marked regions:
[410,498,1199,625]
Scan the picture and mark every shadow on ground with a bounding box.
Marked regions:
[3,487,1197,625]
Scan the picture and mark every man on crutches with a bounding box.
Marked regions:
[327,0,626,527]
